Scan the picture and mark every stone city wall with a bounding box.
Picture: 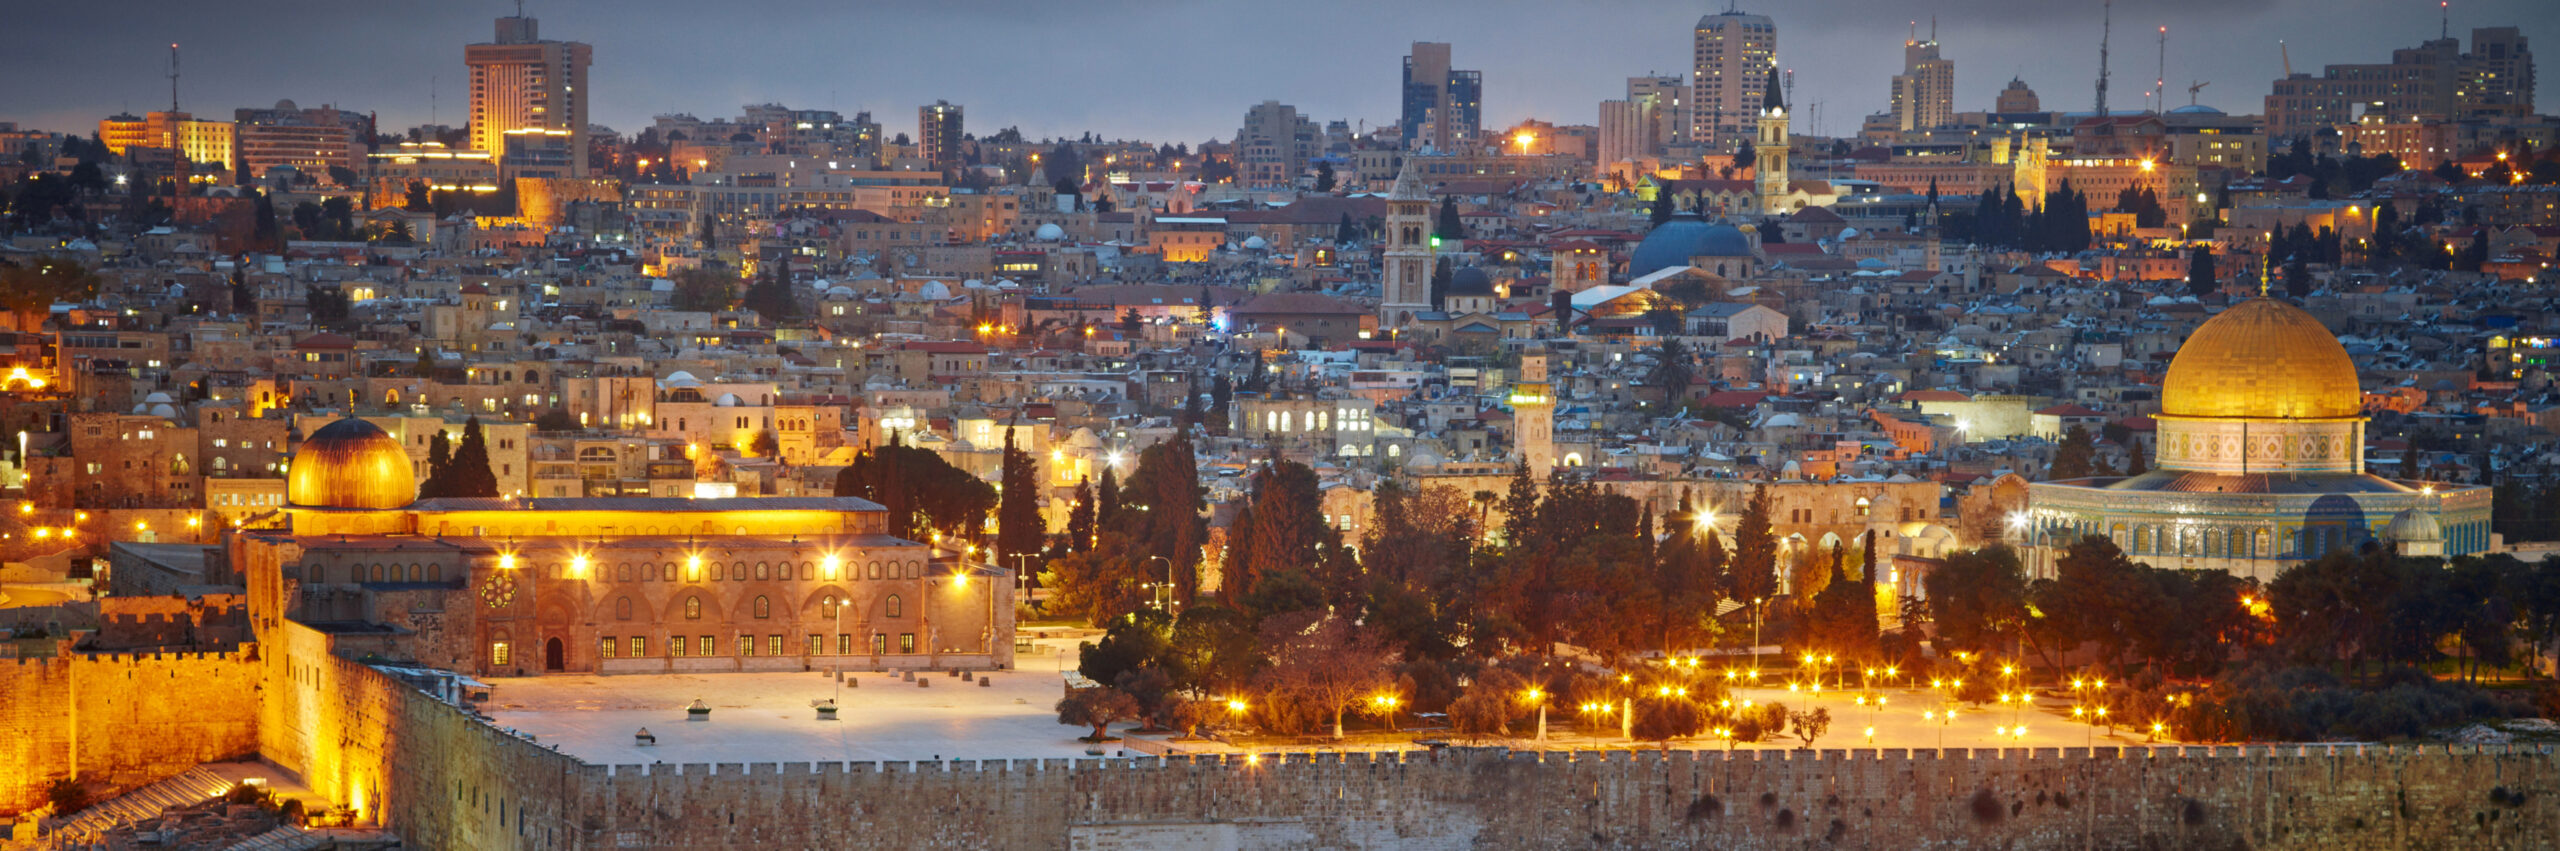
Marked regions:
[0,650,261,815]
[550,745,2560,851]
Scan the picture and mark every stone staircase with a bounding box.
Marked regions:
[222,827,398,851]
[32,766,236,848]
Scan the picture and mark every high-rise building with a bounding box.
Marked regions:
[466,15,591,176]
[919,101,964,170]
[1599,75,1687,167]
[1690,8,1776,149]
[1401,42,1482,151]
[1891,33,1955,132]
[1994,78,2042,115]
[2264,28,2534,141]
[1235,100,1321,187]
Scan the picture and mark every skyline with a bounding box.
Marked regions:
[2,0,2552,145]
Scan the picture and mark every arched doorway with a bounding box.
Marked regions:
[544,637,565,672]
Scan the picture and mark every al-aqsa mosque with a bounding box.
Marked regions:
[235,416,1012,678]
[2018,297,2491,581]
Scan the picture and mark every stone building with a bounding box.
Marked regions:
[234,417,1013,678]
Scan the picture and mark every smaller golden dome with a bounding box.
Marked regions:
[287,418,416,509]
[2159,298,2363,420]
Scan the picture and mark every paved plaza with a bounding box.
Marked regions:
[480,642,2168,767]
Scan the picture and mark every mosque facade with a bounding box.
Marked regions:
[237,417,1013,678]
[2018,298,2491,581]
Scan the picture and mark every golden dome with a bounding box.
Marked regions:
[287,418,416,509]
[2159,298,2363,420]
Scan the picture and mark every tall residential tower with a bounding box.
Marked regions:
[1892,28,1955,132]
[1691,8,1777,149]
[466,14,591,176]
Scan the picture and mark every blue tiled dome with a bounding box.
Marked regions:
[1629,213,1752,278]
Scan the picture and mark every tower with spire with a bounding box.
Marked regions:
[1510,344,1554,477]
[1754,68,1792,216]
[1378,159,1435,327]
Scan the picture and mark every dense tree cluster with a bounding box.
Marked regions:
[1941,183,2092,253]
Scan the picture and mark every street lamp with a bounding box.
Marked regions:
[1522,687,1549,743]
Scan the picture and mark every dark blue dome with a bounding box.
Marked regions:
[1629,213,1752,278]
[1448,266,1495,296]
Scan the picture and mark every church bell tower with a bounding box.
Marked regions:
[1379,159,1435,327]
[1754,68,1791,216]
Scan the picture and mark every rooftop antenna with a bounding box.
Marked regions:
[2280,40,2292,77]
[2440,0,2448,40]
[167,43,180,113]
[1784,68,1795,112]
[429,75,437,126]
[2096,0,2113,117]
[2156,26,2168,114]
[1930,16,1937,43]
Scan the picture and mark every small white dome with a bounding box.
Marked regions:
[143,391,175,404]
[1242,235,1269,250]
[2385,507,2443,542]
[1035,223,1066,241]
[714,393,742,407]
[150,403,179,419]
[663,370,701,386]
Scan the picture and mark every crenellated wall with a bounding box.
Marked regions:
[0,650,261,814]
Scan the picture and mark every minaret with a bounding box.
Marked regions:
[1378,159,1435,327]
[1511,344,1555,476]
[1754,69,1791,216]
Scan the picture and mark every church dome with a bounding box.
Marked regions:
[1629,213,1755,278]
[1448,266,1495,296]
[286,417,416,509]
[2159,299,2362,420]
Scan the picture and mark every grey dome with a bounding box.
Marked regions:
[1629,213,1752,278]
[1448,266,1495,296]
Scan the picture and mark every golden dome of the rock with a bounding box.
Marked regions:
[287,417,417,509]
[2159,298,2363,420]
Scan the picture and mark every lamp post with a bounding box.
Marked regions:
[1523,687,1548,743]
[1144,555,1173,611]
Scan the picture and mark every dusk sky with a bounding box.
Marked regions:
[3,0,2550,143]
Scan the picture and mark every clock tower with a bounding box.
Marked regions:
[1754,68,1791,216]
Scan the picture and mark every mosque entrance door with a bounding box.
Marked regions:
[544,637,565,671]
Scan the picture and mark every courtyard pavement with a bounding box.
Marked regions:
[478,640,2167,767]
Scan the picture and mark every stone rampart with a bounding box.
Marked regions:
[0,650,261,815]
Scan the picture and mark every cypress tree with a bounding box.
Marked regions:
[450,416,500,497]
[422,430,454,499]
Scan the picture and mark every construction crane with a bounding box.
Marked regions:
[2188,81,2210,107]
[2280,40,2292,77]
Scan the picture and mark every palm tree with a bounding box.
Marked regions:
[1472,490,1498,527]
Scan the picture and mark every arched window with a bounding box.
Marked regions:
[1855,497,1872,517]
[868,561,882,580]
[886,595,903,618]
[429,564,443,582]
[664,563,678,582]
[754,596,771,619]
[370,564,385,582]
[685,596,702,620]
[408,564,423,582]
[821,596,838,618]
[615,597,633,621]
[755,562,769,580]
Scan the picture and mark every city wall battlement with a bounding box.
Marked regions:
[581,741,2560,780]
[13,632,2560,850]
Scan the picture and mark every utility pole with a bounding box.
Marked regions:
[2155,26,2168,114]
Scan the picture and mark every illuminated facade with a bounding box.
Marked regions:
[2020,299,2490,581]
[1691,9,1776,148]
[1509,345,1554,476]
[238,417,1012,679]
[466,15,591,177]
[1377,160,1434,327]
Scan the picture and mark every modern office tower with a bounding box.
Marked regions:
[1401,42,1482,151]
